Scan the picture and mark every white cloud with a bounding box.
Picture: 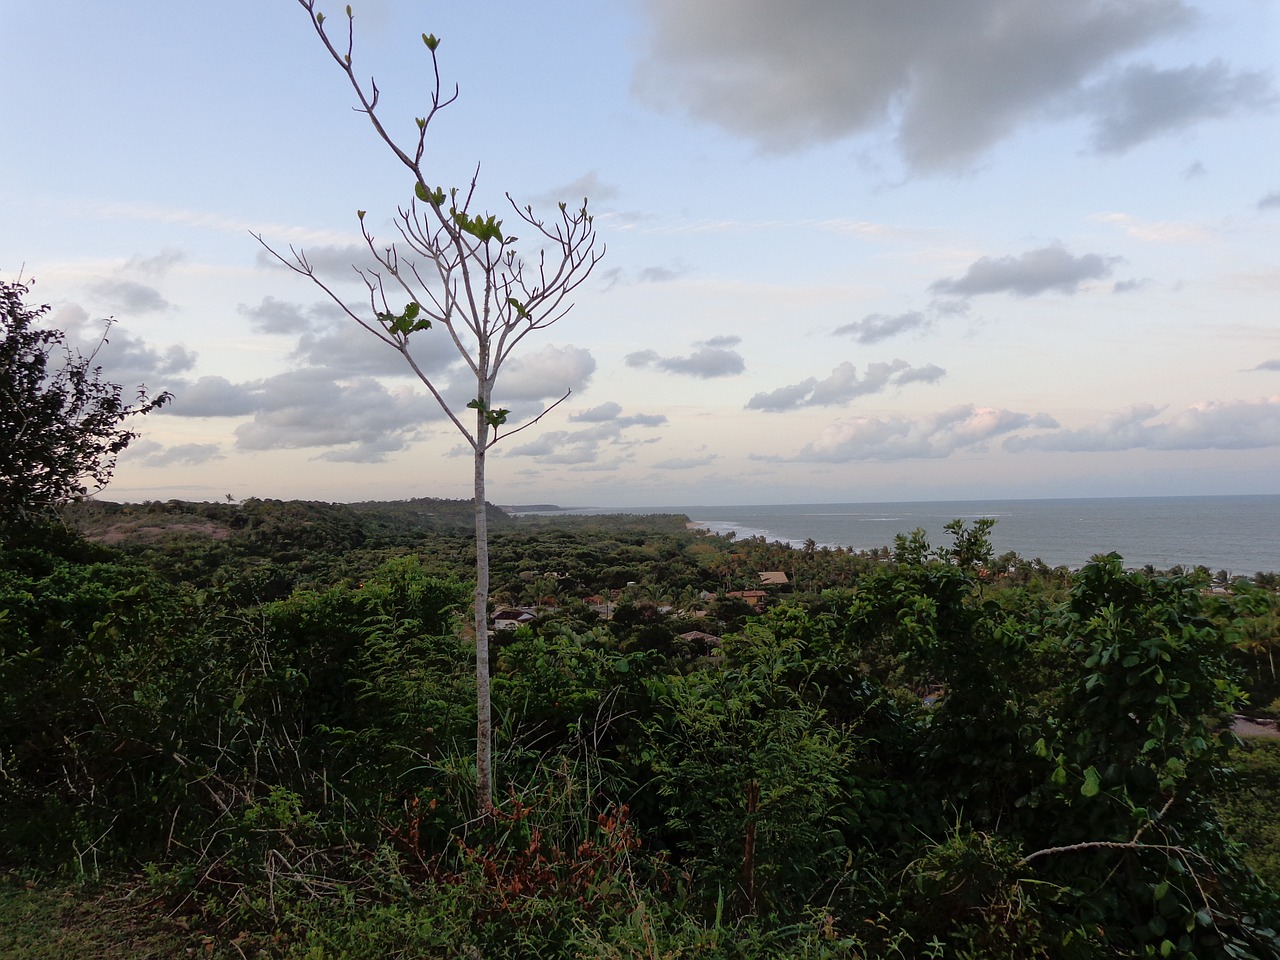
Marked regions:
[497,343,597,401]
[138,442,224,467]
[505,405,665,465]
[1005,397,1280,452]
[774,404,1058,462]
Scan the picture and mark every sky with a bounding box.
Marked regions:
[2,0,1279,507]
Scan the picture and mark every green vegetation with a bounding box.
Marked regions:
[3,499,1280,958]
[0,277,168,527]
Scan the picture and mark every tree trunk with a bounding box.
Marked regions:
[474,413,492,814]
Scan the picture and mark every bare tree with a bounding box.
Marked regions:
[258,1,603,813]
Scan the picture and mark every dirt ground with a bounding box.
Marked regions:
[1233,716,1280,739]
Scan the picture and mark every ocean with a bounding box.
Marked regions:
[544,495,1280,575]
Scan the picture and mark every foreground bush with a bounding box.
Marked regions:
[3,523,1279,958]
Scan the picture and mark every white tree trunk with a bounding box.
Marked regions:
[473,409,493,813]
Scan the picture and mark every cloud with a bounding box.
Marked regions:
[293,319,460,379]
[637,264,687,283]
[931,244,1121,298]
[653,454,718,469]
[496,344,597,401]
[164,376,259,417]
[746,359,945,411]
[233,369,431,462]
[1005,398,1280,452]
[90,279,173,314]
[505,406,665,465]
[626,337,746,378]
[531,171,620,208]
[1253,360,1280,372]
[255,242,390,282]
[238,296,316,334]
[570,401,668,428]
[771,404,1058,462]
[571,402,624,423]
[52,305,196,389]
[834,310,931,344]
[1085,61,1274,154]
[1259,193,1280,211]
[1113,278,1151,294]
[124,248,186,276]
[633,0,1258,172]
[134,442,224,467]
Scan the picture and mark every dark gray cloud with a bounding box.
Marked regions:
[834,310,930,344]
[746,359,945,412]
[894,363,947,386]
[52,304,196,390]
[931,244,1121,298]
[90,279,172,314]
[703,335,741,349]
[1086,61,1274,154]
[571,402,624,423]
[635,0,1262,172]
[1259,192,1280,211]
[626,338,746,378]
[570,401,668,428]
[238,296,316,334]
[292,319,460,379]
[107,331,196,380]
[165,376,259,417]
[233,368,431,462]
[765,404,1058,462]
[1005,398,1280,453]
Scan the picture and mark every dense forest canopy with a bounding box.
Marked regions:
[2,498,1280,958]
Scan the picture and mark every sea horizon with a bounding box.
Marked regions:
[512,493,1280,575]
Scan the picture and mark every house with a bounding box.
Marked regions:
[492,608,536,631]
[758,571,789,586]
[725,589,768,610]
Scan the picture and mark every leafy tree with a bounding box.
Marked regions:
[260,3,603,812]
[0,277,169,528]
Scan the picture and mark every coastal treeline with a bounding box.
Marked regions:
[3,499,1280,958]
